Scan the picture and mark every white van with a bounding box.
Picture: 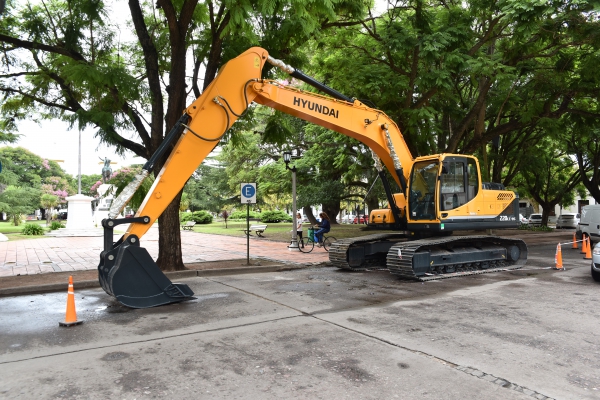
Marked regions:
[577,205,600,245]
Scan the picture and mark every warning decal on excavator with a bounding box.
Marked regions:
[254,57,260,69]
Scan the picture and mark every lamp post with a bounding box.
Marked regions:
[283,151,299,251]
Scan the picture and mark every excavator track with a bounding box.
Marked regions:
[329,233,408,271]
[329,234,527,281]
[386,235,527,281]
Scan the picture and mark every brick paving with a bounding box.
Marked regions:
[0,226,328,277]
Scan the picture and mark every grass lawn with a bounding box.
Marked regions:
[190,220,396,242]
[0,220,54,241]
[0,220,49,233]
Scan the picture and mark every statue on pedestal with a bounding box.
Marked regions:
[100,157,112,183]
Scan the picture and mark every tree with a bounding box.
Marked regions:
[309,0,600,198]
[567,118,600,203]
[179,192,189,212]
[221,209,229,228]
[79,174,103,198]
[0,186,40,225]
[106,166,154,212]
[0,147,68,187]
[40,193,58,225]
[517,140,584,226]
[0,0,369,271]
[41,176,73,204]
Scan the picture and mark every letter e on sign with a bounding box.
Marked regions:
[241,183,257,204]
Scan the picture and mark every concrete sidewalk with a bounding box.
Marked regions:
[0,225,328,278]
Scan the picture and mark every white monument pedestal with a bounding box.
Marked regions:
[65,194,94,230]
[46,194,103,237]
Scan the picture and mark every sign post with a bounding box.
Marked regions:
[240,183,257,265]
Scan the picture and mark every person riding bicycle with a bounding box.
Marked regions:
[313,212,331,247]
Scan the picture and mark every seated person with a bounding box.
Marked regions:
[313,212,331,246]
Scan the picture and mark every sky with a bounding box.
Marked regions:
[12,119,144,177]
[9,1,390,178]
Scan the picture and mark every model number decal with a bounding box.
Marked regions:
[499,216,515,221]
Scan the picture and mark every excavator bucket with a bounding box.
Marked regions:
[98,218,194,308]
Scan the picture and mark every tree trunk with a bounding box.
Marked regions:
[156,191,185,271]
[303,206,318,225]
[365,196,379,219]
[322,203,340,225]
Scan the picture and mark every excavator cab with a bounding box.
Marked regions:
[407,155,519,232]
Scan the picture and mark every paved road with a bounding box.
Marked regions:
[0,231,598,399]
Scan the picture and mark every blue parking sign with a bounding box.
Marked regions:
[240,183,256,204]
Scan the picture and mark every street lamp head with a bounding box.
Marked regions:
[283,151,291,165]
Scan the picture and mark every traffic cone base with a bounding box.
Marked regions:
[584,237,592,260]
[59,320,83,327]
[554,243,564,270]
[59,276,83,327]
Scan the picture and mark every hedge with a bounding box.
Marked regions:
[180,210,213,224]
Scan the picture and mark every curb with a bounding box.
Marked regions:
[0,264,309,297]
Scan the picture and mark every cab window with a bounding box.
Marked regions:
[467,158,479,201]
[440,161,466,210]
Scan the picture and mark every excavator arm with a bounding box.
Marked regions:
[123,47,413,241]
[99,46,415,308]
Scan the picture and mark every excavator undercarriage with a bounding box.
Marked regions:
[329,234,527,281]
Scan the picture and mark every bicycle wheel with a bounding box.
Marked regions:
[323,236,336,252]
[298,237,314,253]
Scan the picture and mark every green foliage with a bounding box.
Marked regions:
[49,221,64,230]
[179,192,190,212]
[105,166,154,211]
[39,175,74,206]
[21,223,45,235]
[40,193,59,209]
[0,186,41,225]
[0,147,70,188]
[185,162,232,213]
[260,210,292,223]
[229,210,262,220]
[180,210,213,224]
[79,174,103,197]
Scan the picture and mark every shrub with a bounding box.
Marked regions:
[180,210,213,224]
[22,223,45,235]
[50,221,64,230]
[260,210,293,223]
[229,210,261,220]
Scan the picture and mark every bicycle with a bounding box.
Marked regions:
[298,227,336,253]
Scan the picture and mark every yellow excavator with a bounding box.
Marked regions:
[99,47,527,308]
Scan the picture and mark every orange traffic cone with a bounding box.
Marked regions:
[584,237,593,260]
[554,243,564,270]
[59,276,83,327]
[572,232,578,250]
[581,235,588,254]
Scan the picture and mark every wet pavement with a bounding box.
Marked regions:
[0,229,598,399]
